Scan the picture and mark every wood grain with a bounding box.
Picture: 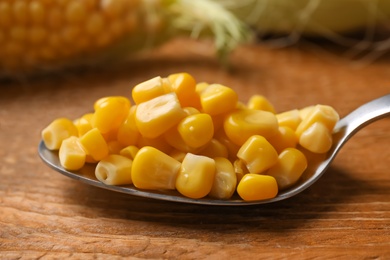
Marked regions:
[1,38,389,259]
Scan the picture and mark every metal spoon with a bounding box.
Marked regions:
[38,94,390,206]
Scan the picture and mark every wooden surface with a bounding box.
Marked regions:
[1,38,390,259]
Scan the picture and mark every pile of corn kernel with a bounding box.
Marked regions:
[41,73,339,201]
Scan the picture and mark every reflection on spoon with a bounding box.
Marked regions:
[38,94,390,206]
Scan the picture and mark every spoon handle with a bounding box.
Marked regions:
[335,93,390,143]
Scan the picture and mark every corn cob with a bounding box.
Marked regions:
[0,0,249,77]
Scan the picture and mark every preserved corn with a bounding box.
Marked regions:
[266,148,307,190]
[95,154,133,185]
[237,174,278,201]
[59,136,86,171]
[176,153,216,199]
[42,72,340,202]
[42,118,78,150]
[132,146,181,190]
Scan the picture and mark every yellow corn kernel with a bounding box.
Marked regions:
[135,93,187,138]
[224,109,279,146]
[132,76,168,105]
[176,153,216,199]
[101,128,119,142]
[236,101,247,110]
[247,95,276,113]
[299,122,333,153]
[74,113,93,137]
[209,157,237,199]
[183,107,200,116]
[233,159,248,182]
[200,84,238,115]
[237,174,278,201]
[132,146,181,190]
[299,105,315,119]
[92,96,130,134]
[276,109,302,130]
[168,72,201,108]
[119,145,139,160]
[169,149,187,162]
[138,134,173,155]
[214,129,241,161]
[177,113,214,149]
[42,118,78,150]
[198,138,228,159]
[117,105,140,146]
[95,154,133,185]
[164,126,199,153]
[237,135,279,174]
[195,82,209,94]
[59,136,86,171]
[296,104,339,137]
[266,148,307,190]
[107,140,125,155]
[267,126,298,153]
[79,128,109,161]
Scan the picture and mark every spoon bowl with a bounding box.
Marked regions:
[38,94,390,205]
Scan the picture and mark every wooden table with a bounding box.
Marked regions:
[1,38,389,259]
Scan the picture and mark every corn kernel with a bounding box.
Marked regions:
[276,109,302,130]
[117,106,140,146]
[135,93,187,138]
[79,128,109,161]
[200,84,238,115]
[132,76,167,105]
[132,146,181,190]
[214,129,240,161]
[168,72,201,108]
[107,140,125,154]
[92,96,131,134]
[177,113,214,149]
[138,135,173,154]
[299,105,315,119]
[233,159,248,182]
[267,126,298,153]
[164,126,199,153]
[198,138,228,159]
[95,154,133,185]
[299,122,333,153]
[209,157,237,199]
[247,95,276,113]
[74,113,93,137]
[296,104,339,137]
[119,145,139,160]
[237,135,278,174]
[183,107,200,116]
[59,136,86,171]
[195,82,209,94]
[169,149,187,162]
[42,118,78,150]
[266,148,307,190]
[224,109,279,146]
[176,153,216,199]
[237,174,278,201]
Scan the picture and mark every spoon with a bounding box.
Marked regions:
[38,94,390,206]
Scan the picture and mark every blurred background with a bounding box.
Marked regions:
[1,0,390,79]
